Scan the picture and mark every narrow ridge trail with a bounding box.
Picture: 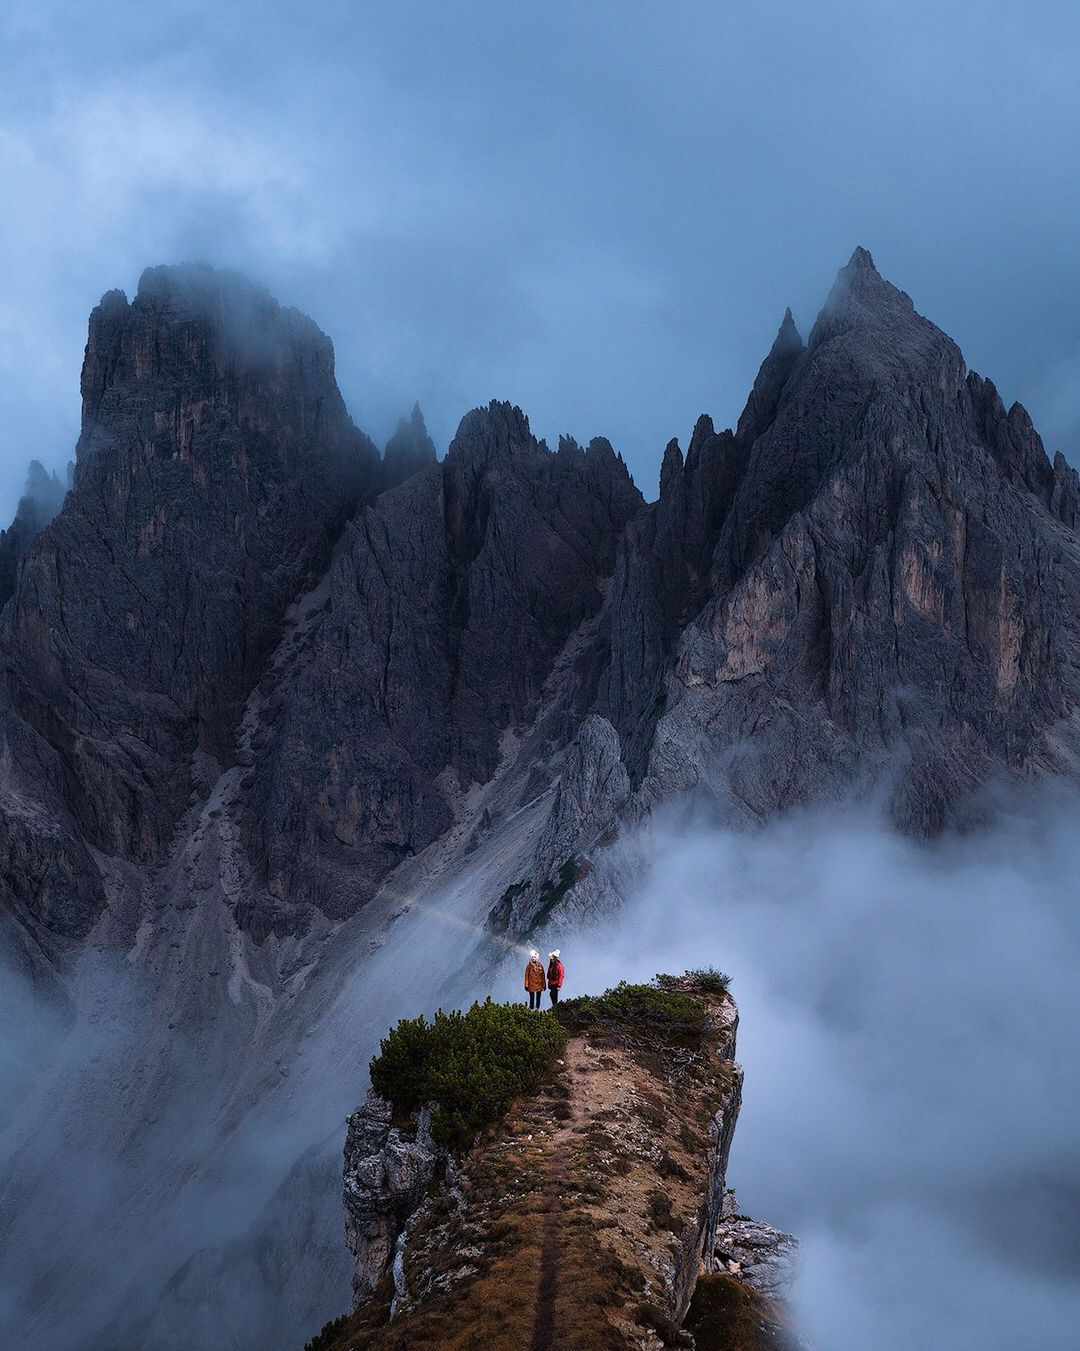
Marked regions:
[530,1037,589,1351]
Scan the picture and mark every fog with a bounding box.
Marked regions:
[0,796,554,1349]
[3,780,1080,1346]
[550,791,1080,1348]
[3,1,1080,524]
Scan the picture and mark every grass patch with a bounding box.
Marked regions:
[369,999,567,1147]
[554,981,707,1037]
[685,1273,799,1351]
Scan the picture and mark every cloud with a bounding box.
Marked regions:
[4,776,1080,1347]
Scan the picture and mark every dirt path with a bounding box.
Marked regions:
[530,1040,589,1351]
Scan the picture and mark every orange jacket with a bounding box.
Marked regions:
[524,957,546,992]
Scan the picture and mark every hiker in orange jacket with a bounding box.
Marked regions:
[547,950,564,1006]
[524,950,546,1010]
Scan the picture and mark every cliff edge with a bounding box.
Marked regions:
[314,975,799,1350]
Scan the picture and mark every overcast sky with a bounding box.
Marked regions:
[2,0,1079,523]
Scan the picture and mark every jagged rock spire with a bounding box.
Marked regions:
[445,400,535,470]
[0,460,68,609]
[382,402,437,491]
[660,437,684,495]
[736,307,804,445]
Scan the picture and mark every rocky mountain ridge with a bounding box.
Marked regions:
[321,979,798,1351]
[5,248,1080,964]
[2,248,1079,1349]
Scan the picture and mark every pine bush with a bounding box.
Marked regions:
[370,999,567,1146]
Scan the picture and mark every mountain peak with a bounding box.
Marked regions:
[804,247,947,369]
[382,403,437,490]
[24,460,54,497]
[819,245,911,319]
[846,244,877,274]
[136,261,273,309]
[445,400,535,469]
[736,309,804,444]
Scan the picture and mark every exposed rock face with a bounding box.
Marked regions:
[626,248,1080,833]
[242,405,642,922]
[716,1190,800,1299]
[0,460,67,609]
[7,247,1079,950]
[342,1094,438,1303]
[0,264,379,940]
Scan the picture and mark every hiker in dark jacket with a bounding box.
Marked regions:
[547,950,564,1006]
[524,950,546,1009]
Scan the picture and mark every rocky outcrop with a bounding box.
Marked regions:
[716,1190,799,1299]
[0,460,67,609]
[342,1094,439,1303]
[326,979,796,1350]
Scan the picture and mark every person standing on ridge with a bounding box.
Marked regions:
[547,950,564,1006]
[524,950,546,1010]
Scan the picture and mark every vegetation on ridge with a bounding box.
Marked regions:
[369,998,567,1146]
[370,973,731,1146]
[554,979,708,1036]
[685,1272,801,1350]
[657,966,732,996]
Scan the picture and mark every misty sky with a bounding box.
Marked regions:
[2,0,1080,525]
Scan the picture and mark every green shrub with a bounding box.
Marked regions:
[369,999,567,1146]
[366,1013,431,1112]
[656,967,732,995]
[304,1313,350,1351]
[554,981,706,1035]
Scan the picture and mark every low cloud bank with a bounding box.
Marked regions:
[560,791,1080,1349]
[3,785,1079,1348]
